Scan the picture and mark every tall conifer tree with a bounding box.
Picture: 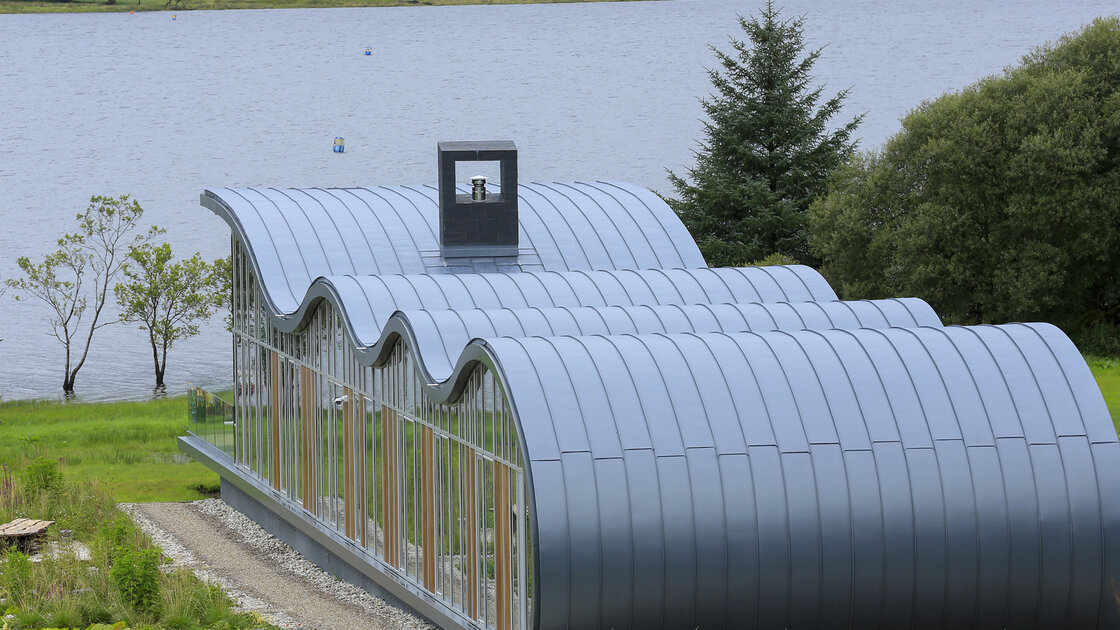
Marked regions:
[669,2,862,267]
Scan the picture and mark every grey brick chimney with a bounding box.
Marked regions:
[438,140,518,258]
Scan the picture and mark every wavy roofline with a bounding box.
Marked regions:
[245,270,939,393]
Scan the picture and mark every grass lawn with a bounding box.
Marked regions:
[1087,357,1120,434]
[0,396,219,503]
[0,0,646,14]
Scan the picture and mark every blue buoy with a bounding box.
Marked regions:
[333,137,345,153]
[364,47,372,56]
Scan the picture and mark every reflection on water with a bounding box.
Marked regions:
[0,0,1114,401]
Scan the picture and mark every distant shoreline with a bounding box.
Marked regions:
[0,0,652,14]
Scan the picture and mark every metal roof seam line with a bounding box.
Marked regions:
[556,182,644,268]
[599,335,658,451]
[959,326,1034,441]
[218,188,304,312]
[526,183,595,270]
[510,184,573,270]
[282,187,354,275]
[363,187,429,270]
[1012,323,1094,435]
[754,264,794,302]
[317,188,383,273]
[987,325,1063,443]
[1084,443,1114,627]
[395,185,444,244]
[261,187,321,287]
[536,182,618,269]
[339,188,407,272]
[668,333,722,450]
[595,181,691,267]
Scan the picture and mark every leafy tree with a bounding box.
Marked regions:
[668,1,862,267]
[5,195,159,396]
[810,17,1120,332]
[212,254,233,332]
[115,242,223,391]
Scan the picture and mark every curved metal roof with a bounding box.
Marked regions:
[206,170,1119,630]
[297,265,838,343]
[204,181,706,315]
[377,297,940,382]
[478,323,1120,630]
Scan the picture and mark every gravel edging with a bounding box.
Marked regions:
[120,501,306,628]
[120,499,433,630]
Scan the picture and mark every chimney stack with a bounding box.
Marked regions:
[438,140,518,258]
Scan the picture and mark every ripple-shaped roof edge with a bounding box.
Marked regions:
[237,265,870,383]
[258,265,838,337]
[367,297,942,383]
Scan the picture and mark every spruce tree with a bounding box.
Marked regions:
[668,2,862,267]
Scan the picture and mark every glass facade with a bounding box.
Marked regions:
[191,238,533,630]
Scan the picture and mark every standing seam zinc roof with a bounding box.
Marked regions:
[204,180,1120,630]
[481,324,1120,630]
[368,298,940,383]
[204,181,705,314]
[286,265,838,339]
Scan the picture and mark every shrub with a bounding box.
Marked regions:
[1073,323,1120,359]
[20,457,63,498]
[43,597,83,629]
[110,546,162,614]
[743,252,798,267]
[10,606,46,629]
[2,548,32,605]
[810,17,1120,328]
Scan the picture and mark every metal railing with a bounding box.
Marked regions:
[187,385,235,457]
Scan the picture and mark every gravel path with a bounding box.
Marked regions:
[120,499,433,630]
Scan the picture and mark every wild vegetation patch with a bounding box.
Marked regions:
[0,459,277,630]
[0,396,218,503]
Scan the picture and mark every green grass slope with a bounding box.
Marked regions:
[1088,357,1120,434]
[0,396,218,503]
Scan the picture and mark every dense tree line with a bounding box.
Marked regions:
[674,7,1119,355]
[809,17,1120,352]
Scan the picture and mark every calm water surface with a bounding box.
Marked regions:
[0,0,1115,401]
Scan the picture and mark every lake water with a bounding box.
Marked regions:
[0,0,1115,401]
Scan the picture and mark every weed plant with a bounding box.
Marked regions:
[0,459,278,630]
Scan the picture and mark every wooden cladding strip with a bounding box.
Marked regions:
[270,351,281,491]
[300,366,315,510]
[421,426,436,590]
[343,387,356,541]
[381,406,400,568]
[495,461,512,630]
[464,452,478,620]
[355,395,367,548]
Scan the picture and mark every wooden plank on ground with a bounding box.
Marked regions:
[0,518,54,538]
